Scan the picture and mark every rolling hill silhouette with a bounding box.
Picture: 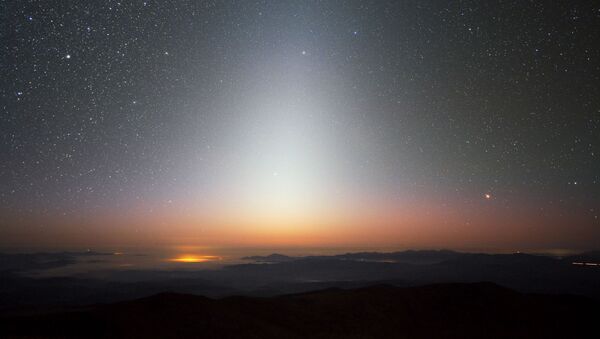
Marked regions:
[1,282,598,338]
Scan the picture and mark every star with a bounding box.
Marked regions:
[1,0,597,253]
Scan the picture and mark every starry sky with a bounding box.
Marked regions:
[1,1,599,251]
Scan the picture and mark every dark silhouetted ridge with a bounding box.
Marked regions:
[1,282,598,338]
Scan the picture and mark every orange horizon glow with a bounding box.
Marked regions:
[168,255,222,263]
[1,193,599,252]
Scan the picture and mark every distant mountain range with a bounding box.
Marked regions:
[1,250,599,311]
[244,249,464,264]
[1,282,598,338]
[242,253,297,262]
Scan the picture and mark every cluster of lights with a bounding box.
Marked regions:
[572,262,599,267]
[168,255,221,263]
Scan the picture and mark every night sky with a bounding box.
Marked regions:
[1,1,599,250]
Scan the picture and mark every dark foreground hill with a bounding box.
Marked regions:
[1,282,598,339]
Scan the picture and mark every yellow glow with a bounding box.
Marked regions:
[168,255,221,263]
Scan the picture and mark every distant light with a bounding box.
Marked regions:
[168,255,221,263]
[572,262,599,267]
[65,54,71,59]
[301,50,307,55]
[484,193,492,200]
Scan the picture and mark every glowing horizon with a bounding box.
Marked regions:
[1,1,599,253]
[168,255,222,263]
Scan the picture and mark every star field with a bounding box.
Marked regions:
[1,1,599,249]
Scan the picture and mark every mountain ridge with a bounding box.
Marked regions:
[2,282,598,339]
